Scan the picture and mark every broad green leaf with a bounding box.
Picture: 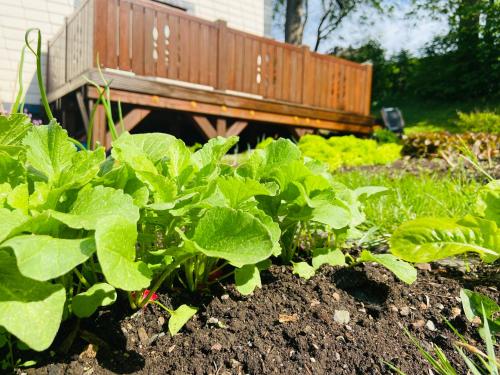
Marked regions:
[217,176,274,208]
[72,283,117,318]
[57,147,106,189]
[390,216,499,263]
[95,216,152,291]
[0,208,28,243]
[2,235,95,281]
[22,122,76,182]
[358,250,417,285]
[353,186,388,199]
[312,248,346,269]
[191,136,238,169]
[262,138,301,166]
[7,183,29,213]
[311,201,352,229]
[235,265,261,295]
[168,304,197,336]
[188,207,274,268]
[292,261,316,280]
[112,132,189,173]
[460,289,500,322]
[476,180,500,225]
[0,114,32,145]
[0,251,65,351]
[0,150,25,185]
[50,185,139,230]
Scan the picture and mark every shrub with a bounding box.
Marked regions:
[298,134,402,171]
[373,128,401,144]
[455,111,500,133]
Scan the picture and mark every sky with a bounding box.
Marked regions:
[272,0,450,56]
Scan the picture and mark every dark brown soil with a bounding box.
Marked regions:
[340,157,500,180]
[25,261,499,375]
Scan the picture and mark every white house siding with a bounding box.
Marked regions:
[0,0,272,110]
[187,0,273,37]
[0,0,77,110]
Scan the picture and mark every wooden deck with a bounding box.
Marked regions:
[47,0,374,147]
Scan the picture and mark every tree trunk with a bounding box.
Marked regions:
[285,0,306,45]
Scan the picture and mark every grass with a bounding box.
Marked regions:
[334,169,481,234]
[372,96,500,134]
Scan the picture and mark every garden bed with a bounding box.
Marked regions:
[29,260,498,375]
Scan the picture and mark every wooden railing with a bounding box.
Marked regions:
[48,0,373,116]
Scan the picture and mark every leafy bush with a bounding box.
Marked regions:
[298,134,402,171]
[373,128,401,144]
[455,111,500,134]
[402,131,499,160]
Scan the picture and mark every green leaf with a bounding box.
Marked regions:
[217,176,274,208]
[0,208,28,243]
[262,138,301,166]
[50,185,139,230]
[358,250,417,284]
[460,288,500,323]
[476,180,500,225]
[95,215,152,291]
[292,261,316,280]
[188,207,274,268]
[312,248,346,269]
[353,186,388,199]
[191,136,238,169]
[311,201,352,229]
[0,114,32,145]
[56,147,106,189]
[7,183,29,212]
[0,150,26,185]
[390,216,499,263]
[72,283,117,318]
[2,235,95,281]
[22,122,76,182]
[235,265,261,295]
[168,304,197,336]
[0,250,65,351]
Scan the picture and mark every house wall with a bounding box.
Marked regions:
[0,0,273,111]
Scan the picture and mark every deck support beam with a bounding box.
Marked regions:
[105,108,151,146]
[293,127,314,138]
[192,116,248,139]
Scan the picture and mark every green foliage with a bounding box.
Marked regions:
[334,169,480,234]
[390,178,499,264]
[298,134,401,171]
[456,111,500,134]
[373,128,400,144]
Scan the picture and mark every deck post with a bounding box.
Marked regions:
[362,62,373,117]
[216,20,228,91]
[216,118,227,136]
[92,104,107,148]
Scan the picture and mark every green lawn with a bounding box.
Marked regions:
[373,97,500,134]
[334,169,481,235]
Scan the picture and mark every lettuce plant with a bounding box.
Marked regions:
[391,179,499,263]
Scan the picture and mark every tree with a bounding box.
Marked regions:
[285,0,307,44]
[275,0,382,50]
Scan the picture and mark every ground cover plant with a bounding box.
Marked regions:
[298,134,402,171]
[333,168,481,235]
